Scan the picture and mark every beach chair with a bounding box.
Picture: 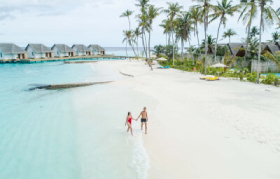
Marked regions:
[158,65,170,69]
[205,77,220,81]
[200,76,214,80]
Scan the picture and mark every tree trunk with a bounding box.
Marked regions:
[149,29,153,71]
[137,37,139,58]
[215,18,223,62]
[189,40,194,65]
[244,22,252,64]
[126,39,128,60]
[196,24,201,57]
[181,39,184,61]
[128,17,131,30]
[204,13,208,76]
[181,39,184,70]
[257,6,264,84]
[171,25,175,66]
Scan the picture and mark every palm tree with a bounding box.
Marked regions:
[136,0,153,69]
[163,2,183,65]
[241,37,259,57]
[135,0,150,12]
[123,30,137,59]
[256,0,280,84]
[147,5,162,62]
[175,12,193,61]
[159,19,172,46]
[190,7,203,57]
[152,45,164,57]
[120,10,134,30]
[209,0,238,61]
[238,0,257,65]
[123,30,130,59]
[138,13,150,65]
[192,0,216,75]
[250,26,260,37]
[201,35,217,53]
[268,31,280,42]
[222,28,237,43]
[134,27,142,56]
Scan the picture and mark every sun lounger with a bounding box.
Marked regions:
[200,76,215,80]
[206,77,220,81]
[157,66,170,69]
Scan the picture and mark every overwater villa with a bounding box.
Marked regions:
[88,44,106,55]
[72,44,91,56]
[0,43,28,60]
[26,44,54,59]
[51,44,75,57]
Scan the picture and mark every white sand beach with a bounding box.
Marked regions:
[105,60,280,179]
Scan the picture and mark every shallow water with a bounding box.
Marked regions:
[0,60,157,179]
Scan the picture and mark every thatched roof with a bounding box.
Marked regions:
[227,43,245,56]
[88,44,106,52]
[0,43,26,54]
[72,44,91,52]
[52,44,74,53]
[263,42,280,55]
[26,44,53,53]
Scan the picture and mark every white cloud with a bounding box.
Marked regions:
[0,0,279,47]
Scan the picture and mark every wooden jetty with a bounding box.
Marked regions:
[0,54,134,64]
[29,81,113,90]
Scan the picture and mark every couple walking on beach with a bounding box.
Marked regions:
[125,107,148,136]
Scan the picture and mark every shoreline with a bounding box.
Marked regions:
[106,60,280,179]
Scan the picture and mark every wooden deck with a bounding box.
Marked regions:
[0,54,133,64]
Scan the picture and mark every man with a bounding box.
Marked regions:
[137,107,148,134]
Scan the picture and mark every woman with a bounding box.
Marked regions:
[125,112,135,136]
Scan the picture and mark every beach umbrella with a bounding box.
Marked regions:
[210,63,229,68]
[210,63,229,77]
[155,57,168,61]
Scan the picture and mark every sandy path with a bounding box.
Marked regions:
[108,60,280,179]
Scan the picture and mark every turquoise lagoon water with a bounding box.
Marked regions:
[0,60,156,179]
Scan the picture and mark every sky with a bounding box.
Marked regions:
[0,0,280,48]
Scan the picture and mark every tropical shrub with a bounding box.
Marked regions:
[247,73,257,83]
[246,73,252,78]
[239,73,244,81]
[261,74,276,85]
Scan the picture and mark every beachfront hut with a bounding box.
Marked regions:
[51,44,75,57]
[0,43,28,60]
[72,44,91,56]
[26,44,54,59]
[262,42,280,55]
[88,44,106,55]
[227,43,245,57]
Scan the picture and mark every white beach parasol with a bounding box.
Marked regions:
[210,63,229,77]
[155,57,168,61]
[210,63,229,68]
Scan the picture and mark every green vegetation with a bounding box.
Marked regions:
[120,0,280,86]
